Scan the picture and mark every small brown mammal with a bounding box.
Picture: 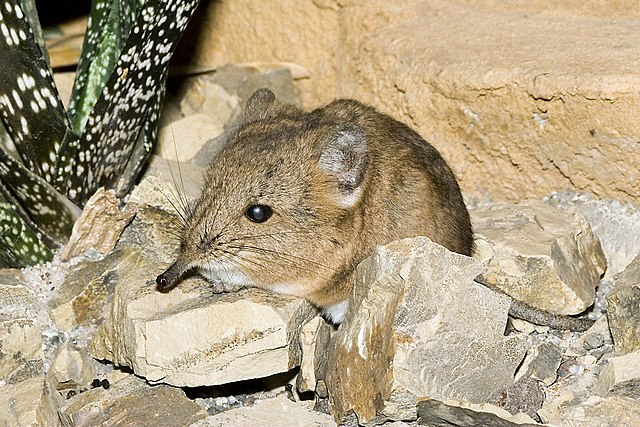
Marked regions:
[156,88,592,331]
[156,88,473,324]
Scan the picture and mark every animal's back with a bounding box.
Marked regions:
[316,98,474,257]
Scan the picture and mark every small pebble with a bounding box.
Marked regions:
[583,333,605,350]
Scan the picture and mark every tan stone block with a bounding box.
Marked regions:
[337,1,640,203]
[0,377,47,427]
[472,200,606,315]
[91,249,313,387]
[607,256,640,354]
[58,374,207,427]
[325,237,527,424]
[177,0,339,107]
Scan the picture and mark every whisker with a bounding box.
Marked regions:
[153,184,188,227]
[222,229,313,245]
[160,117,192,222]
[225,243,337,275]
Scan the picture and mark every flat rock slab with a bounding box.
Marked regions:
[547,191,640,278]
[417,398,539,427]
[541,395,640,427]
[90,249,313,387]
[0,377,44,426]
[607,255,640,354]
[594,348,640,398]
[0,269,45,384]
[58,373,208,427]
[47,251,124,331]
[326,237,527,424]
[472,200,606,315]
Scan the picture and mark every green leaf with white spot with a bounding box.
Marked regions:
[65,0,201,206]
[0,147,79,243]
[19,0,51,70]
[0,0,70,183]
[0,186,52,268]
[68,0,130,134]
[116,75,166,198]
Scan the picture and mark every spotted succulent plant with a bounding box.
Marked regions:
[0,0,200,267]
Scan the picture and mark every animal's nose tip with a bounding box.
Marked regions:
[156,271,175,292]
[156,274,168,287]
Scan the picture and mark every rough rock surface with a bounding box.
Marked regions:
[90,248,312,388]
[47,251,123,331]
[547,191,640,278]
[472,200,606,315]
[515,342,562,386]
[325,237,528,424]
[542,395,640,427]
[416,398,538,427]
[184,0,640,204]
[594,348,640,398]
[487,378,544,421]
[155,113,224,163]
[61,188,134,261]
[296,316,323,394]
[138,157,204,203]
[175,64,300,128]
[0,269,44,384]
[607,255,640,354]
[0,377,49,426]
[58,372,208,427]
[47,342,96,394]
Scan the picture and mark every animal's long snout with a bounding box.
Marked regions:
[156,260,189,292]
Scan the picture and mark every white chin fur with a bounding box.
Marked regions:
[321,300,349,325]
[197,264,250,287]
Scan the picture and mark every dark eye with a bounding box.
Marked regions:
[245,204,273,223]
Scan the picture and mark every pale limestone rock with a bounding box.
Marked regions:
[193,394,336,427]
[607,255,640,354]
[52,71,76,109]
[472,200,606,315]
[61,188,135,261]
[0,269,44,384]
[538,355,606,425]
[58,373,207,427]
[117,195,184,265]
[541,395,640,427]
[47,251,123,331]
[0,377,49,427]
[176,65,300,132]
[296,316,323,393]
[91,249,313,387]
[179,80,238,130]
[48,343,96,392]
[326,237,527,424]
[594,349,640,398]
[547,192,640,278]
[417,399,539,427]
[155,113,224,162]
[515,342,562,386]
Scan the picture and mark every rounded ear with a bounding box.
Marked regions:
[244,88,277,122]
[319,124,369,207]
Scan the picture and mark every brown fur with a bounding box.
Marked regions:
[157,89,473,319]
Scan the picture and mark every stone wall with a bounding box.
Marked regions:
[180,0,640,204]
